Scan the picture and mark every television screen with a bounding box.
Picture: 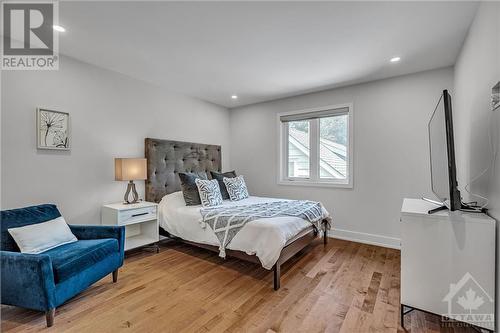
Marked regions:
[429,94,450,202]
[428,90,461,210]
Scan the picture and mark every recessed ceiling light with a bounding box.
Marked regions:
[390,56,401,63]
[53,25,66,32]
[231,95,238,99]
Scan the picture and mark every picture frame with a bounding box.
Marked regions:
[492,81,500,111]
[36,108,70,150]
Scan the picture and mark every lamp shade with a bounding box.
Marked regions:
[115,158,147,181]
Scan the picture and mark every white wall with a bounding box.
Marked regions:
[230,67,453,248]
[452,1,500,325]
[454,1,500,219]
[1,55,230,224]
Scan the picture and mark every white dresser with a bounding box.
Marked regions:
[400,198,495,331]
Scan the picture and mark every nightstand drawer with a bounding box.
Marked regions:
[118,206,157,225]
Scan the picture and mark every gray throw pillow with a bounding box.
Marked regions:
[210,170,237,200]
[195,179,223,207]
[178,171,208,205]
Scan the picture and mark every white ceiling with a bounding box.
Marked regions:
[59,1,478,108]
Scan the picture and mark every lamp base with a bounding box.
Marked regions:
[124,180,140,204]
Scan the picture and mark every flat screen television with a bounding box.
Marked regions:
[428,89,462,212]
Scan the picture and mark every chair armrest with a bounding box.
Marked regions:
[1,251,56,311]
[69,225,125,260]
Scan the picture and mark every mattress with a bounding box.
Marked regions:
[158,191,326,269]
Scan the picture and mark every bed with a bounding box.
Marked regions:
[145,138,330,290]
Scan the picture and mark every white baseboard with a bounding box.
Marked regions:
[328,228,401,250]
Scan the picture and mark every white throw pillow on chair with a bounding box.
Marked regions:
[8,216,78,254]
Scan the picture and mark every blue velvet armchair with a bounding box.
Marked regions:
[1,204,125,327]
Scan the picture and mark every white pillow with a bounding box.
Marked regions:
[195,178,223,207]
[223,175,249,201]
[8,216,78,254]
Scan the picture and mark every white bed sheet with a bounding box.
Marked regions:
[158,191,327,269]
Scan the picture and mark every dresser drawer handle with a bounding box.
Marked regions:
[131,212,149,217]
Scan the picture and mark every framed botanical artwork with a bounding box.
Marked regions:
[492,81,500,111]
[37,108,70,150]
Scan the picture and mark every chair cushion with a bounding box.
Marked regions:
[44,239,119,283]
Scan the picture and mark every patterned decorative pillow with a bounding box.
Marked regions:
[223,175,249,201]
[195,179,223,207]
[210,170,237,200]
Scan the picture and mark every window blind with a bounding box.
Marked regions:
[279,107,349,123]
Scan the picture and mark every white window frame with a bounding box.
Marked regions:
[277,103,353,188]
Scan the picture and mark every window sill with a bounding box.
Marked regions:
[277,179,353,189]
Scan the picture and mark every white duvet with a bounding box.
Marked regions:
[158,191,329,269]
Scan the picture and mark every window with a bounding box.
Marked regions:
[288,120,310,178]
[278,104,353,187]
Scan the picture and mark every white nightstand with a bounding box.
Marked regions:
[101,201,159,252]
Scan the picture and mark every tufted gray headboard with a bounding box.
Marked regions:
[145,138,222,203]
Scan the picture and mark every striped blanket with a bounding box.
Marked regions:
[199,200,331,258]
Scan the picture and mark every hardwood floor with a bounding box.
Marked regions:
[1,239,477,333]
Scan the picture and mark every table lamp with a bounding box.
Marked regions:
[114,158,147,204]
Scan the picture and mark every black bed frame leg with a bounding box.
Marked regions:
[323,219,328,245]
[273,263,281,290]
[401,305,405,330]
